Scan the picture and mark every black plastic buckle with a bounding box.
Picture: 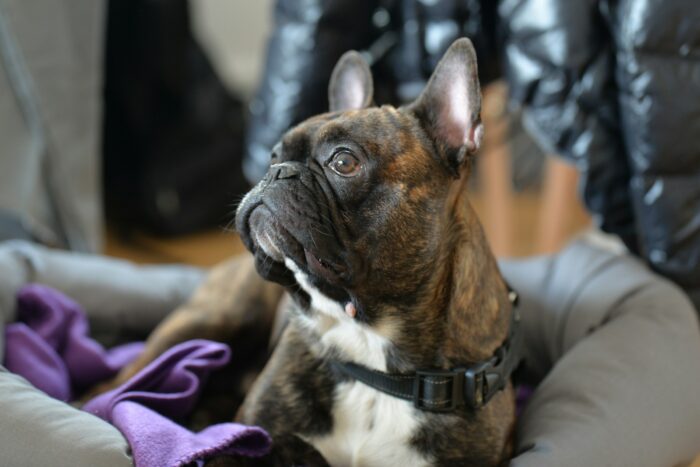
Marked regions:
[464,348,507,409]
[412,369,466,412]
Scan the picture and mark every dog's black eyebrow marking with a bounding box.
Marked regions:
[317,123,351,144]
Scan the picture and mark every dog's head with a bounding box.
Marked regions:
[236,39,499,345]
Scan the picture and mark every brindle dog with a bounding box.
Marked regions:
[96,38,515,466]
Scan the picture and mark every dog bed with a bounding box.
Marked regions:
[1,239,699,467]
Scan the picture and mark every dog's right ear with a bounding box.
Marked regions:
[328,51,374,112]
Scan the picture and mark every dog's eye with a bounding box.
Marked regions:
[328,151,361,177]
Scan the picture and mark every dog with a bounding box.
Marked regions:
[94,37,520,466]
[224,37,519,466]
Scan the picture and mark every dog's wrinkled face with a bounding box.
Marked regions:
[236,39,483,324]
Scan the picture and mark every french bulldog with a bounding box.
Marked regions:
[225,37,517,466]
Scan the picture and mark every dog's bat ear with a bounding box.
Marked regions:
[410,38,483,175]
[328,51,374,112]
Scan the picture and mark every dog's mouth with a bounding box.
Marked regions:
[238,200,352,305]
[249,208,345,279]
[303,249,348,284]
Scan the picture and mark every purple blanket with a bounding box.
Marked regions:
[4,284,271,467]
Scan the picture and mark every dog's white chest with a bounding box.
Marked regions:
[285,258,431,466]
[308,382,431,467]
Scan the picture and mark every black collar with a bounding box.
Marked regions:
[331,289,523,412]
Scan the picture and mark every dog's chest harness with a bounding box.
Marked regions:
[331,289,523,412]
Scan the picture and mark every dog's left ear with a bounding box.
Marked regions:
[328,51,374,112]
[410,38,483,175]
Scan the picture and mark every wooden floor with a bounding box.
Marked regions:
[105,227,245,267]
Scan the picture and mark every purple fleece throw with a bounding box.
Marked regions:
[3,284,271,466]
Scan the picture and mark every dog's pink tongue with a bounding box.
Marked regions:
[344,302,357,318]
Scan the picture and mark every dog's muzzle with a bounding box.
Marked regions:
[235,161,352,292]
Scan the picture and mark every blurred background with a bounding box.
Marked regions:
[1,4,698,464]
[1,0,697,313]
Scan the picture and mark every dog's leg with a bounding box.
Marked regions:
[83,254,284,400]
[202,325,334,467]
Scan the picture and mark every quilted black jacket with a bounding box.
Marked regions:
[502,0,700,308]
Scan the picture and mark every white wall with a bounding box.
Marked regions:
[190,0,274,98]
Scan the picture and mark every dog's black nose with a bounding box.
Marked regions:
[271,162,301,180]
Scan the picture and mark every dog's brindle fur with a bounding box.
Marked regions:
[96,38,515,466]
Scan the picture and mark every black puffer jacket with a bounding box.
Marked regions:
[244,0,700,309]
[502,0,700,308]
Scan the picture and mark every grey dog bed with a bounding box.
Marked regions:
[0,238,698,467]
